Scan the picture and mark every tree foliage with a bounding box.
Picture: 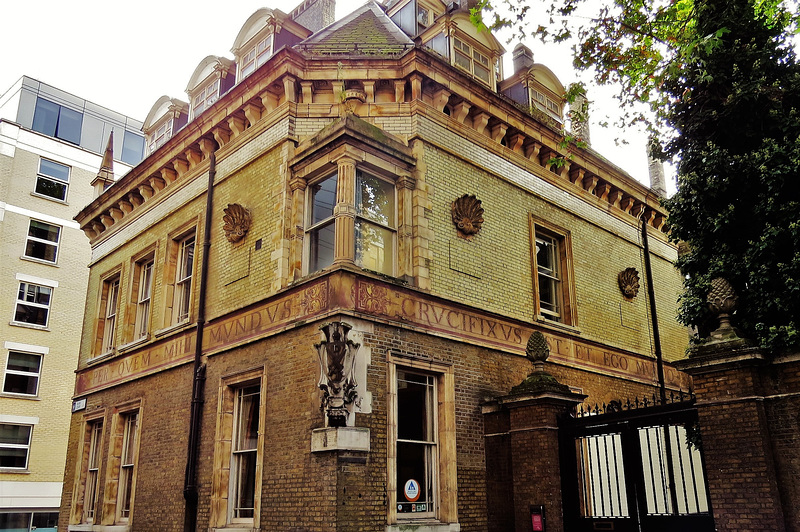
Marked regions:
[473,0,800,353]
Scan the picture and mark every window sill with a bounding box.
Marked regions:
[31,191,69,205]
[9,321,49,331]
[68,526,130,532]
[0,468,31,474]
[86,351,115,366]
[534,314,580,335]
[387,522,460,532]
[154,320,193,338]
[20,256,59,267]
[0,392,41,400]
[210,527,258,532]
[118,335,150,353]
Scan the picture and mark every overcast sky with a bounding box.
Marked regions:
[0,0,662,190]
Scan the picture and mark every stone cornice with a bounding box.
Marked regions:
[75,45,668,244]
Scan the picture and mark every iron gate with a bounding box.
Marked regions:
[559,396,714,532]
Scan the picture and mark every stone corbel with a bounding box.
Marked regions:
[644,208,658,227]
[91,220,106,235]
[138,184,154,201]
[608,189,624,209]
[127,192,143,208]
[173,159,190,178]
[433,88,451,113]
[409,75,423,101]
[525,141,542,163]
[452,101,471,123]
[653,213,667,231]
[118,199,133,214]
[243,103,262,126]
[569,168,585,186]
[199,138,216,158]
[83,226,98,240]
[213,126,231,147]
[227,116,247,138]
[283,76,297,103]
[185,147,203,168]
[559,160,572,179]
[109,207,124,222]
[630,202,646,219]
[300,81,313,104]
[490,122,508,144]
[582,174,598,194]
[620,196,636,214]
[363,81,375,103]
[473,112,490,136]
[595,183,613,202]
[260,90,279,114]
[148,175,165,193]
[507,133,526,153]
[100,213,115,228]
[160,167,178,185]
[394,80,406,103]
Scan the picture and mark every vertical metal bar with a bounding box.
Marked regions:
[602,435,614,516]
[611,433,624,515]
[644,427,658,513]
[587,438,598,516]
[578,439,591,516]
[654,427,669,514]
[686,431,702,512]
[593,435,606,516]
[673,425,690,514]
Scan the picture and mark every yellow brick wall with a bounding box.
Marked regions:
[422,142,687,361]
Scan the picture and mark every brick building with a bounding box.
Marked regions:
[59,1,697,530]
[0,77,143,530]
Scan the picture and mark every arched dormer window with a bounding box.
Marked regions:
[232,9,312,82]
[142,96,188,155]
[499,54,566,124]
[186,56,236,120]
[232,9,277,81]
[416,10,505,90]
[526,65,565,123]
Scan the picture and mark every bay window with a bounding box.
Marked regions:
[355,171,396,276]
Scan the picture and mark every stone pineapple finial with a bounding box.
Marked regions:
[526,330,549,373]
[707,277,740,340]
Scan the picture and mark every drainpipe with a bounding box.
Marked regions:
[641,213,679,514]
[184,149,216,532]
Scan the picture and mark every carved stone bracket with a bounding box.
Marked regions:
[315,322,360,427]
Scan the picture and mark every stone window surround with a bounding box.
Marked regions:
[100,400,143,528]
[290,134,417,284]
[209,366,267,531]
[386,353,457,528]
[529,214,577,327]
[123,245,159,346]
[92,267,123,358]
[69,409,107,527]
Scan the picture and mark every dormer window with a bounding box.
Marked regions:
[192,79,220,118]
[239,35,273,79]
[454,37,491,85]
[147,118,174,154]
[532,89,562,122]
[417,6,429,28]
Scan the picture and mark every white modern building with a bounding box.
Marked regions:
[0,76,144,531]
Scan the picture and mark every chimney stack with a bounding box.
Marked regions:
[569,85,590,146]
[512,44,534,74]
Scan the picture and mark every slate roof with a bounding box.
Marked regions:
[295,0,414,57]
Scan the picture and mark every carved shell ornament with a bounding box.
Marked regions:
[222,203,252,243]
[451,194,484,238]
[618,267,640,298]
